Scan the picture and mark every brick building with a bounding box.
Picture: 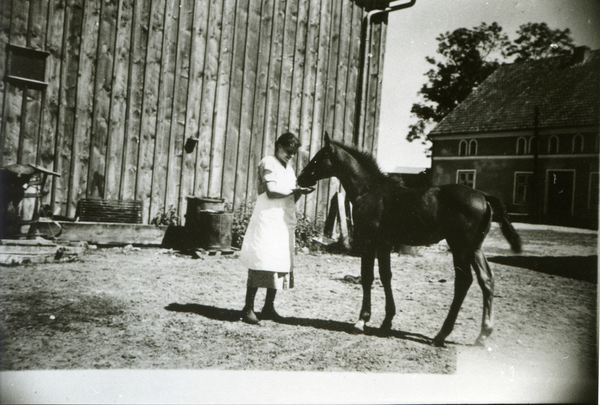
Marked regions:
[428,47,599,228]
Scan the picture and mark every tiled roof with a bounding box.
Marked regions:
[429,48,600,135]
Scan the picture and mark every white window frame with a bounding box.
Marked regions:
[458,140,468,156]
[572,134,584,153]
[468,139,478,156]
[548,135,559,154]
[516,137,527,155]
[513,172,533,205]
[456,170,476,188]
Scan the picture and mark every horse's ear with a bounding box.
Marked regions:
[324,131,331,146]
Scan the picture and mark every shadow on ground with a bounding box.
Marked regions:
[165,303,434,346]
[488,255,597,283]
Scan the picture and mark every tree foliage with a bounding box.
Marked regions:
[407,22,576,143]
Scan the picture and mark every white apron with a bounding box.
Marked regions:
[239,156,297,273]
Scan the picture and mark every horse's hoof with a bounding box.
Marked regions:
[380,320,393,332]
[473,337,487,347]
[432,336,446,347]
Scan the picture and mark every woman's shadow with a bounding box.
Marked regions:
[165,303,437,346]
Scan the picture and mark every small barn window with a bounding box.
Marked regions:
[516,137,527,154]
[514,172,533,204]
[5,44,49,90]
[458,140,468,156]
[548,135,559,154]
[469,139,478,156]
[572,134,584,153]
[457,170,476,188]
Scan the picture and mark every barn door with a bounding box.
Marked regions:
[546,170,575,220]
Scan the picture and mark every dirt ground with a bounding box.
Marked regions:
[0,222,597,403]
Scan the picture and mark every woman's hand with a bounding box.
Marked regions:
[293,186,315,202]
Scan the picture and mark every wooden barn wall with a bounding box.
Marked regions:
[0,0,388,224]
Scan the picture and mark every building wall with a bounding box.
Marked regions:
[431,129,599,227]
[0,0,389,224]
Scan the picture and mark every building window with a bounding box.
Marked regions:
[514,172,533,204]
[572,134,584,153]
[469,139,478,156]
[516,137,528,154]
[589,173,599,209]
[458,140,468,156]
[457,170,476,188]
[548,135,559,154]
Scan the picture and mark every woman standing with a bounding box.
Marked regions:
[239,133,314,325]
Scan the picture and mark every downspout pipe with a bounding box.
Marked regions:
[355,0,416,146]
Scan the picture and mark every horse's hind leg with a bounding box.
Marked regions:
[472,248,494,346]
[354,247,376,333]
[433,249,473,347]
[377,245,395,331]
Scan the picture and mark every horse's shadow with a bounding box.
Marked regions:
[164,303,439,346]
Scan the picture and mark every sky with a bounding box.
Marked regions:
[377,0,600,171]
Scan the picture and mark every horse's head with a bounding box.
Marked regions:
[297,132,336,187]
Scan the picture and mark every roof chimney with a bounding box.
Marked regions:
[571,46,591,65]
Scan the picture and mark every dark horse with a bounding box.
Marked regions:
[297,133,522,347]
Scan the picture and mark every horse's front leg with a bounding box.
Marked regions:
[353,247,376,333]
[377,244,396,331]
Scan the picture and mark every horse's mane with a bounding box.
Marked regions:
[331,140,389,181]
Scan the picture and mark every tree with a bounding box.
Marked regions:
[507,22,575,61]
[407,22,576,144]
[407,22,510,143]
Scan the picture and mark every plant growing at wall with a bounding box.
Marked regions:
[150,205,180,227]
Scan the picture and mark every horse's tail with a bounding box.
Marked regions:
[484,194,522,253]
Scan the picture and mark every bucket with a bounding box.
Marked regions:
[185,197,232,249]
[196,211,233,249]
[186,196,225,213]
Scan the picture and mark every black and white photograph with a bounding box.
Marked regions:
[0,0,598,403]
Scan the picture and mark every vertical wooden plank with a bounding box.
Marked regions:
[88,0,118,199]
[1,0,28,167]
[54,0,84,217]
[261,0,285,158]
[105,0,134,200]
[323,0,344,216]
[41,0,67,211]
[24,0,48,168]
[311,0,333,222]
[167,0,193,218]
[276,0,298,136]
[298,0,320,214]
[344,3,362,145]
[208,0,235,199]
[149,0,178,221]
[362,18,382,152]
[68,0,100,216]
[333,0,352,143]
[136,0,166,222]
[232,0,261,207]
[121,0,151,201]
[179,0,209,213]
[195,0,222,199]
[287,0,308,143]
[246,0,275,201]
[221,0,249,208]
[0,0,14,158]
[371,19,387,157]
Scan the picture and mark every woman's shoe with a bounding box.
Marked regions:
[241,308,260,325]
[260,305,280,321]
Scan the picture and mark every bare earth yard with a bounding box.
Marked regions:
[0,223,597,403]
